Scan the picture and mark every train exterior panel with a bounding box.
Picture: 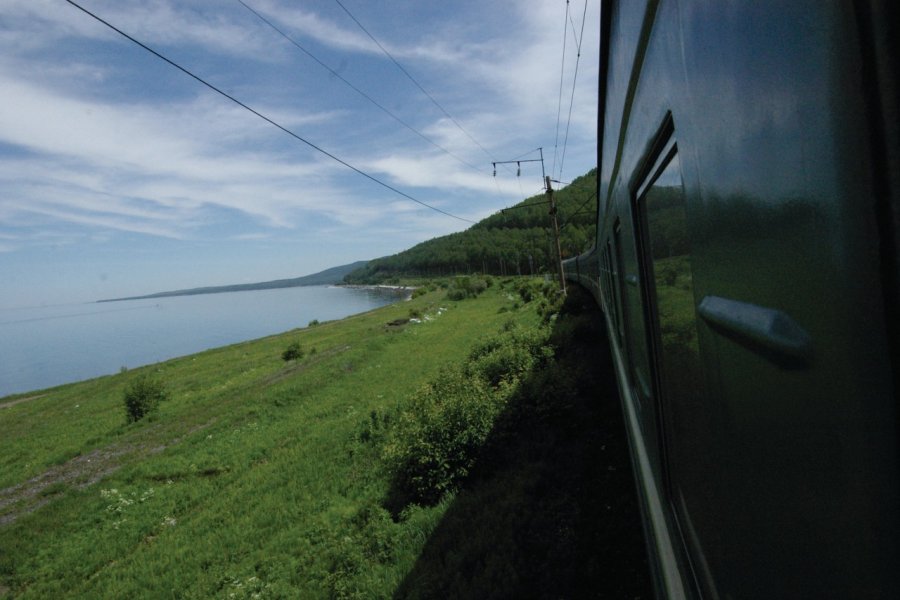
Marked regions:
[564,1,900,597]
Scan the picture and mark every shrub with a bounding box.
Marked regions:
[383,323,555,507]
[467,343,536,388]
[308,319,320,327]
[446,288,467,301]
[411,287,428,299]
[446,276,488,301]
[517,279,538,303]
[384,368,501,506]
[466,324,553,387]
[123,375,168,423]
[282,342,304,361]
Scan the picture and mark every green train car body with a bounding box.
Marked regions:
[563,1,900,597]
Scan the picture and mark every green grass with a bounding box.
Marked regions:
[0,281,649,598]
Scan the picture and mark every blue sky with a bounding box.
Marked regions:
[0,0,599,308]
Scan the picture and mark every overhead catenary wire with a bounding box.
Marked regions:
[551,0,571,180]
[568,5,583,48]
[558,189,598,232]
[235,0,485,176]
[557,0,589,181]
[551,179,595,193]
[332,0,502,168]
[63,0,475,225]
[512,147,544,162]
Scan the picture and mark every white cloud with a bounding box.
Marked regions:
[0,0,601,305]
[0,69,373,233]
[0,0,286,60]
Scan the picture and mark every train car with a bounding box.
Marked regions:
[564,1,900,597]
[562,246,601,301]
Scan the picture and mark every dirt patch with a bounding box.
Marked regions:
[0,419,216,527]
[0,394,46,410]
[0,444,135,525]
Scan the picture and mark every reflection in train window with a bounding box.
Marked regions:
[638,149,716,594]
[643,152,700,377]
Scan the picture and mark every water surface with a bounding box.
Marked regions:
[0,286,404,398]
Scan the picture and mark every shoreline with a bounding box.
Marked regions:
[1,287,407,400]
[335,284,416,293]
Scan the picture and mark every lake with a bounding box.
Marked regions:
[0,285,407,398]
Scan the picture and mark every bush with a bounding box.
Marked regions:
[308,319,320,327]
[123,375,168,423]
[466,324,553,387]
[411,287,428,299]
[446,276,488,301]
[383,323,555,507]
[517,279,538,303]
[282,342,304,361]
[384,368,501,506]
[467,343,536,388]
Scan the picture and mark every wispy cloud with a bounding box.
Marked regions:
[0,0,600,305]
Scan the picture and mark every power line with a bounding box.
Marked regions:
[558,189,597,232]
[568,5,583,48]
[558,0,589,181]
[512,147,544,162]
[235,0,485,175]
[333,0,499,165]
[551,0,571,180]
[63,0,475,225]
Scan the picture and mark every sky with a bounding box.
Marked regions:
[0,0,599,308]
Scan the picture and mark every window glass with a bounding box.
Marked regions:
[641,150,717,593]
[644,153,701,380]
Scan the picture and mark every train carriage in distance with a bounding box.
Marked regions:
[563,1,900,597]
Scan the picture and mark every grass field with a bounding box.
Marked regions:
[0,280,649,599]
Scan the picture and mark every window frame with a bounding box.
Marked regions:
[631,118,714,595]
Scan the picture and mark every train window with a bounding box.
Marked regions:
[636,144,716,593]
[640,150,702,403]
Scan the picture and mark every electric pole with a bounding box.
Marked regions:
[545,175,567,296]
[493,148,568,294]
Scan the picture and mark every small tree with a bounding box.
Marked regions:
[123,375,168,423]
[282,342,304,362]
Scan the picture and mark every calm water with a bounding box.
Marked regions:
[0,286,406,398]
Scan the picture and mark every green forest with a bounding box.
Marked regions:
[344,169,597,283]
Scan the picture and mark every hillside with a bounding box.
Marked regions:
[344,169,597,283]
[98,260,368,303]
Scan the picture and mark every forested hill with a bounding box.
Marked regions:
[344,169,597,283]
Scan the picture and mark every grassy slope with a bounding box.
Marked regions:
[0,282,649,598]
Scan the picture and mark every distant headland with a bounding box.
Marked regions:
[97,260,368,303]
